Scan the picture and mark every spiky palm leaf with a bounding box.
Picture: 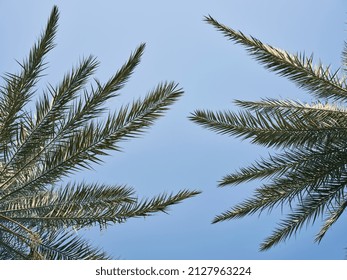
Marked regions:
[0,6,200,259]
[190,15,347,251]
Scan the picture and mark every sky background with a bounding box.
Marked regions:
[1,0,347,259]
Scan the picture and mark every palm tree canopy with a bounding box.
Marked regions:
[0,6,200,259]
[190,15,347,251]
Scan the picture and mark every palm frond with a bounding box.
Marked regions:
[234,99,347,118]
[315,197,347,243]
[0,6,58,160]
[190,106,347,149]
[0,183,136,219]
[0,185,200,230]
[118,189,201,219]
[205,15,347,101]
[219,142,347,186]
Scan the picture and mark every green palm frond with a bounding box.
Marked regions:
[191,99,347,149]
[0,7,58,161]
[204,15,347,102]
[0,6,199,259]
[0,184,199,230]
[192,15,347,251]
[219,141,347,187]
[316,198,347,243]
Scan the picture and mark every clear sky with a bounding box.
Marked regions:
[1,0,346,259]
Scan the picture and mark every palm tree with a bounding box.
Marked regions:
[0,6,200,259]
[190,15,347,251]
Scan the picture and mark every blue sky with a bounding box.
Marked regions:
[1,0,347,259]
